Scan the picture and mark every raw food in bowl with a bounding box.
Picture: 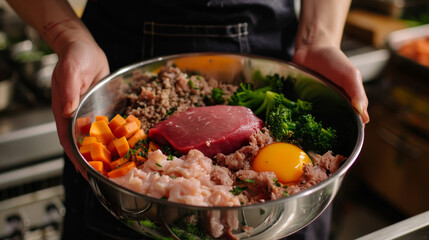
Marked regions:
[70,53,364,240]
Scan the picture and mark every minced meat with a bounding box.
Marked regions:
[125,66,237,131]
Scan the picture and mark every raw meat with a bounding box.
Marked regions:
[148,105,264,157]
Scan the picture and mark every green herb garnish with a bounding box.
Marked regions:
[229,185,248,196]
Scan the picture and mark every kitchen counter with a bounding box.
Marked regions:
[0,106,62,171]
[357,210,429,240]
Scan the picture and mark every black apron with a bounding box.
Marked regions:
[62,1,331,239]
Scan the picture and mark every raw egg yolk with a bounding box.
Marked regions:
[253,142,311,183]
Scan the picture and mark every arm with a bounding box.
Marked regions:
[7,0,110,177]
[293,0,370,124]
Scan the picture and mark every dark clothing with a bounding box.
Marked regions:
[81,0,298,71]
[62,1,331,239]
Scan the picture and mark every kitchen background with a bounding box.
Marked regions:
[0,0,428,239]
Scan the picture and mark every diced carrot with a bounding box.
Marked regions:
[95,115,109,122]
[90,120,115,145]
[133,155,147,165]
[110,157,130,170]
[113,136,130,158]
[107,140,118,158]
[90,142,111,169]
[81,136,97,146]
[114,121,139,139]
[107,161,136,178]
[108,114,126,132]
[79,144,92,161]
[128,129,146,148]
[148,141,160,153]
[126,115,141,129]
[88,161,104,173]
[76,116,91,134]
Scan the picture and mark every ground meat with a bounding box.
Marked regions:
[211,165,234,186]
[285,151,347,195]
[310,151,347,174]
[234,170,286,204]
[214,128,273,170]
[125,66,237,131]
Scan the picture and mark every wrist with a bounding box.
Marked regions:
[41,19,95,54]
[294,0,350,52]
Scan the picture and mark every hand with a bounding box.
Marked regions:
[292,45,370,124]
[51,40,109,178]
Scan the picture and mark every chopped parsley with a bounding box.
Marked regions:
[229,185,248,196]
[155,163,163,168]
[244,179,256,183]
[165,106,178,117]
[123,148,139,159]
[160,144,182,157]
[188,79,199,89]
[211,87,225,104]
[140,219,157,230]
[273,179,281,187]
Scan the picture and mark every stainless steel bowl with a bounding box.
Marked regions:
[69,53,364,239]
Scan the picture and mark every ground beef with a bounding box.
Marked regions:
[286,152,347,195]
[234,170,285,204]
[125,66,237,131]
[214,128,273,170]
[211,165,234,186]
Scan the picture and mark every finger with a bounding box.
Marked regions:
[326,57,370,124]
[304,50,369,124]
[52,60,82,118]
[51,76,87,177]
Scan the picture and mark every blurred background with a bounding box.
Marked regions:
[0,0,428,239]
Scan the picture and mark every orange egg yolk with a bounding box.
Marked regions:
[253,142,312,184]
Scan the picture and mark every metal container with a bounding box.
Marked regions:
[69,53,364,239]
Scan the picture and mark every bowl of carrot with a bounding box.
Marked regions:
[387,24,429,76]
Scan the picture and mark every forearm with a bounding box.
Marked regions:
[295,0,351,49]
[6,0,94,53]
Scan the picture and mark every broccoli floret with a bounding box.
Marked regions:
[229,83,266,110]
[267,104,296,141]
[230,73,338,154]
[229,82,311,120]
[267,105,337,153]
[294,114,337,154]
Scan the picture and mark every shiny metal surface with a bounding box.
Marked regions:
[356,211,429,240]
[69,53,364,239]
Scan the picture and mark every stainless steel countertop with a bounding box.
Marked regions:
[357,210,429,240]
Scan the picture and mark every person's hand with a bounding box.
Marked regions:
[292,45,370,124]
[51,39,109,178]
